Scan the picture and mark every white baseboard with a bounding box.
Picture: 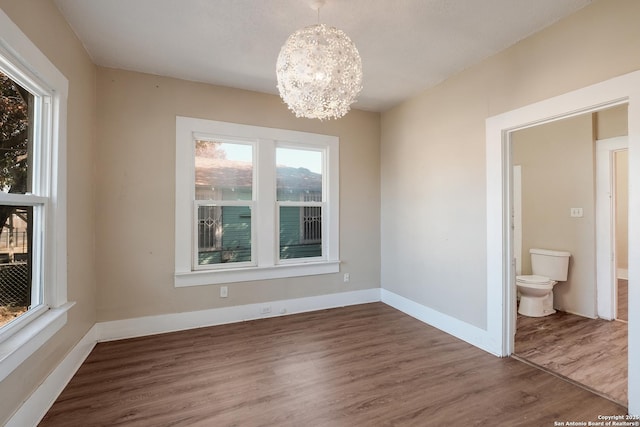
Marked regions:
[381,289,499,356]
[98,288,382,342]
[6,324,98,427]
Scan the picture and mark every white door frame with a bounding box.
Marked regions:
[513,165,522,277]
[486,69,640,414]
[596,137,628,320]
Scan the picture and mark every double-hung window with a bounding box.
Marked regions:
[175,117,339,286]
[0,8,69,381]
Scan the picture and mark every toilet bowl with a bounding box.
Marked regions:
[516,248,571,317]
[516,275,557,317]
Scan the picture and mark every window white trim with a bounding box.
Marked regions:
[0,8,68,378]
[175,117,339,287]
[0,302,73,383]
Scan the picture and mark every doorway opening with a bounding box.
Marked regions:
[508,112,628,405]
[485,70,640,414]
[596,137,628,323]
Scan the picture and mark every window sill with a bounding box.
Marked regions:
[0,301,75,383]
[175,260,341,287]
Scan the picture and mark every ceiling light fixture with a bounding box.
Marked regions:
[276,0,363,120]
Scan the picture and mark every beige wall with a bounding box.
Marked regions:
[95,67,381,321]
[512,114,595,317]
[0,0,96,423]
[381,0,640,328]
[596,104,628,140]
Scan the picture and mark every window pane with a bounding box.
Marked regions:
[195,140,252,201]
[279,206,322,260]
[0,205,33,329]
[276,148,322,201]
[0,71,34,194]
[197,205,251,266]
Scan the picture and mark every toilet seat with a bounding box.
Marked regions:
[516,274,553,285]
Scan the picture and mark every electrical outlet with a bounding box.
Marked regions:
[570,207,583,218]
[261,306,271,315]
[220,286,228,298]
[343,273,350,282]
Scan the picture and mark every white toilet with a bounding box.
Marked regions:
[516,248,571,317]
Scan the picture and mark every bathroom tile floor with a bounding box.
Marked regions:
[514,310,627,406]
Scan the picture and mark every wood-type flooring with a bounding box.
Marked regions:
[618,278,628,322]
[41,303,626,426]
[515,310,627,405]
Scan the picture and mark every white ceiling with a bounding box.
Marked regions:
[54,0,593,112]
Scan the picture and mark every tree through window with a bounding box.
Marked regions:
[0,70,35,328]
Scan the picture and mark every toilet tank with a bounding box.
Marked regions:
[530,248,571,281]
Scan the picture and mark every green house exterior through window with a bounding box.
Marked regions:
[197,204,252,265]
[195,180,323,265]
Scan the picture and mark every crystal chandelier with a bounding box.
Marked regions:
[276,0,363,120]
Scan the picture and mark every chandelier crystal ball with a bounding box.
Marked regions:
[276,23,363,120]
